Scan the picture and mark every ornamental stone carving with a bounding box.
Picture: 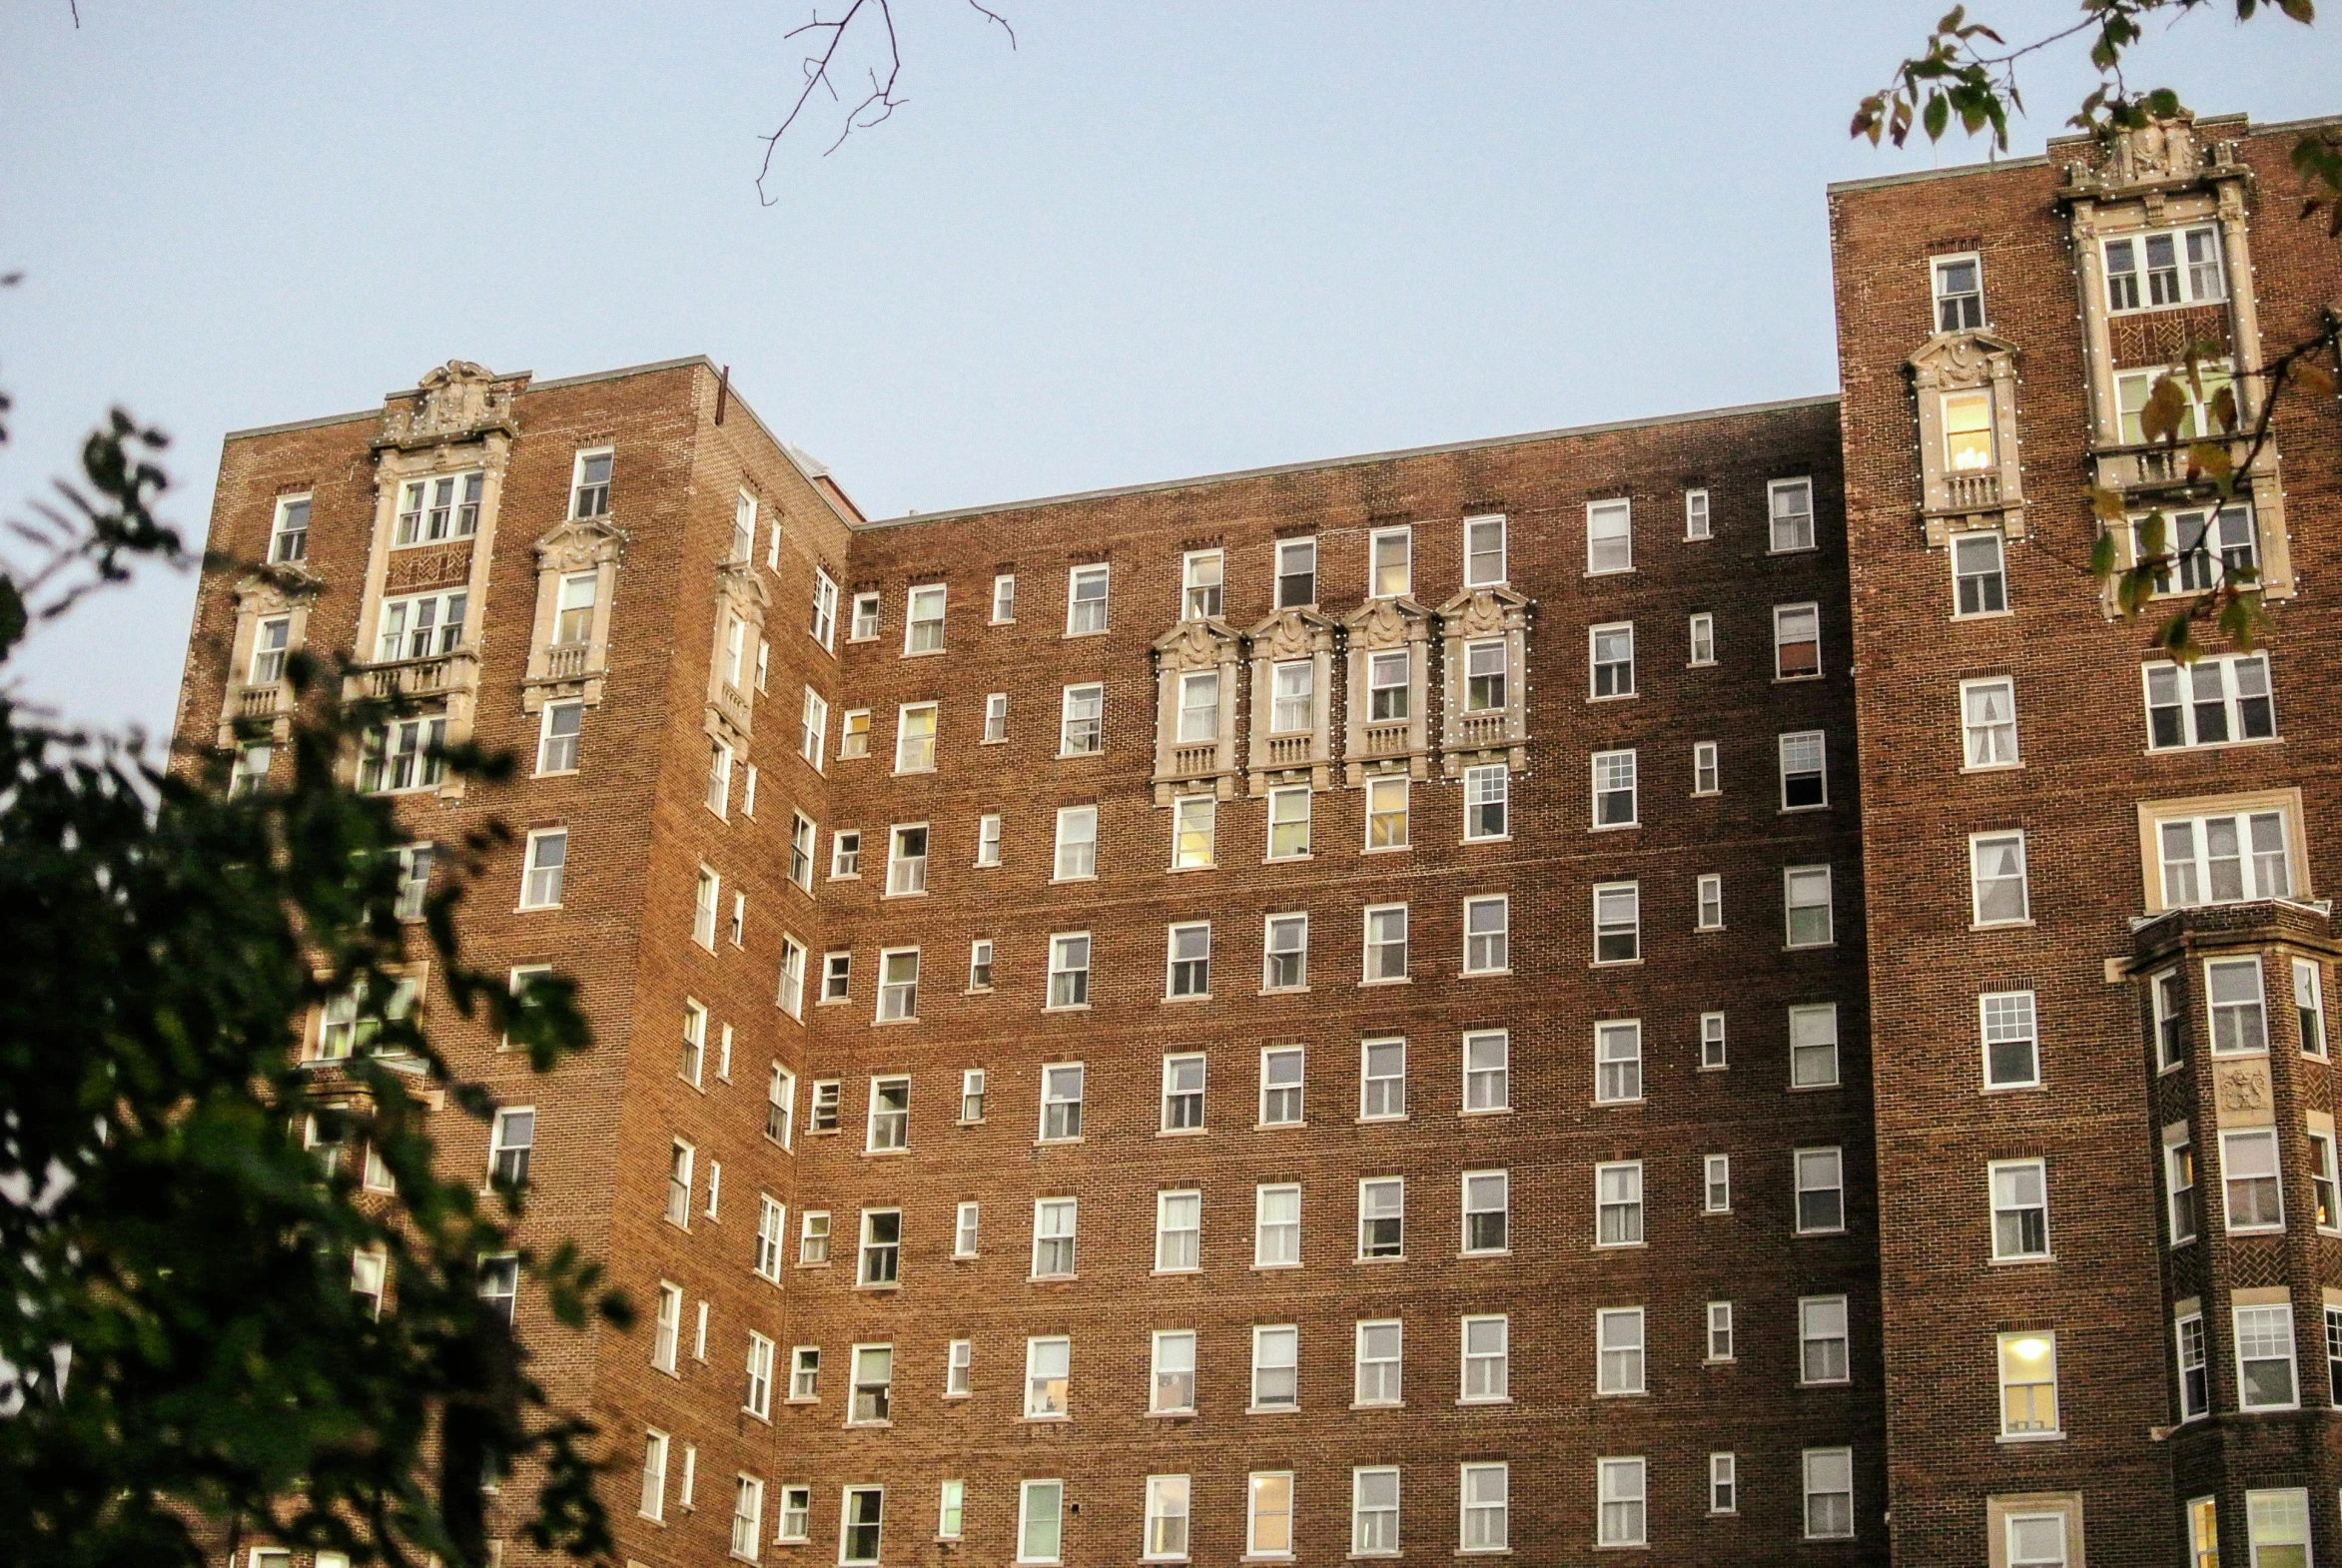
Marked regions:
[1908,330,2026,544]
[1435,585,1532,779]
[374,361,527,452]
[2212,1058,2275,1128]
[523,516,627,712]
[1245,607,1339,796]
[1342,594,1433,786]
[1149,615,1243,805]
[216,563,324,746]
[706,561,771,746]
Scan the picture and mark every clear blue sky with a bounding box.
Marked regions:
[3,1,2335,738]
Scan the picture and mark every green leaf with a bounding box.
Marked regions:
[0,575,23,658]
[1925,93,1950,141]
[2139,374,2187,443]
[2088,531,2117,578]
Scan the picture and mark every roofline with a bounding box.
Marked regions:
[1827,109,2340,197]
[220,354,722,442]
[857,392,1843,529]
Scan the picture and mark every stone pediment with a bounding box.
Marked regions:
[1907,330,2019,388]
[374,361,528,452]
[1343,595,1430,648]
[532,515,627,574]
[1151,616,1240,666]
[1435,584,1532,638]
[715,558,772,615]
[231,562,325,613]
[1245,606,1338,660]
[2062,116,2214,196]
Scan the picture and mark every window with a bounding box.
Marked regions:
[1595,1020,1642,1104]
[977,570,1011,624]
[245,614,294,688]
[1369,525,1411,597]
[1045,933,1090,1008]
[653,1283,683,1373]
[898,584,946,654]
[1049,682,1105,756]
[1787,1002,1840,1089]
[350,1246,389,1318]
[1023,1336,1071,1420]
[976,812,1003,867]
[1358,1037,1405,1119]
[1030,1196,1078,1279]
[1792,1295,1849,1385]
[2209,957,2270,1054]
[2327,1305,2342,1401]
[1351,1468,1400,1557]
[2145,654,2277,750]
[2104,225,2224,311]
[1151,1329,1197,1412]
[933,1338,970,1400]
[1255,1183,1301,1265]
[2237,1304,2300,1410]
[2137,502,2260,596]
[313,975,417,1062]
[1778,731,1828,810]
[1995,1329,2066,1438]
[1464,513,1507,585]
[1685,486,1712,538]
[1707,1300,1735,1360]
[1593,882,1640,964]
[1167,922,1210,998]
[1695,873,1725,931]
[763,1066,797,1151]
[691,868,719,949]
[2175,1310,2210,1420]
[840,594,878,647]
[360,713,448,796]
[892,703,938,774]
[1275,537,1317,607]
[972,690,1007,745]
[806,568,839,647]
[744,1333,777,1420]
[2116,360,2238,445]
[1981,991,2039,1088]
[2166,1128,2199,1245]
[1363,904,1409,982]
[1180,549,1223,620]
[1175,670,1218,744]
[568,449,612,519]
[229,742,272,798]
[1700,1011,1728,1070]
[2223,1127,2285,1231]
[2247,1490,2312,1568]
[374,588,469,665]
[1949,530,2008,617]
[864,1077,909,1153]
[1365,775,1409,850]
[637,1429,669,1522]
[1366,648,1410,721]
[1066,564,1110,634]
[952,1199,980,1257]
[1143,1475,1190,1562]
[1597,1162,1644,1245]
[1265,785,1311,859]
[1589,622,1635,697]
[856,1208,901,1285]
[1171,795,1215,869]
[1454,895,1508,975]
[1263,912,1308,991]
[1586,498,1632,573]
[1785,865,1834,948]
[1250,1327,1298,1410]
[1593,1458,1642,1548]
[1796,1147,1846,1233]
[1990,1159,2050,1260]
[1597,1308,1645,1395]
[2159,807,2294,907]
[1939,388,1996,474]
[486,1106,534,1190]
[1968,832,2031,926]
[1452,1170,1505,1254]
[1155,1189,1200,1271]
[1041,804,1098,883]
[1270,659,1314,734]
[867,947,917,1025]
[518,829,566,909]
[799,689,829,770]
[1686,610,1717,666]
[1358,1177,1404,1259]
[1463,764,1508,840]
[798,1211,830,1266]
[1704,1154,1732,1213]
[838,1486,885,1565]
[1238,1472,1294,1561]
[1591,749,1638,828]
[755,1195,786,1280]
[267,493,311,562]
[1464,1030,1509,1113]
[829,710,868,766]
[1354,1320,1402,1405]
[1163,1053,1206,1131]
[1770,477,1816,552]
[934,1478,965,1542]
[1804,1448,1855,1540]
[390,842,435,923]
[1041,1063,1085,1141]
[2300,960,2329,1057]
[1948,679,2022,775]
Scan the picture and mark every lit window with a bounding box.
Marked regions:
[1589,621,1635,697]
[1365,775,1409,849]
[1369,526,1411,597]
[1275,538,1316,608]
[1464,764,1509,840]
[1593,1457,1641,1548]
[1770,477,1816,551]
[1181,549,1223,619]
[1046,933,1091,1008]
[2144,654,2276,749]
[1596,1308,1645,1395]
[1594,1021,1642,1104]
[1463,514,1507,586]
[1591,749,1638,828]
[1066,564,1110,634]
[1785,864,1834,948]
[1267,786,1311,858]
[1463,1030,1509,1113]
[1247,1471,1295,1559]
[1586,498,1632,573]
[1263,912,1308,991]
[2235,1306,2299,1410]
[1933,252,1983,330]
[1943,389,1994,471]
[1363,904,1409,982]
[1023,1336,1071,1418]
[1254,1182,1302,1265]
[1354,1320,1402,1405]
[1249,1329,1298,1411]
[1593,882,1640,964]
[1596,1161,1644,1246]
[1171,794,1216,869]
[838,708,869,758]
[1775,602,1821,678]
[1795,1147,1846,1234]
[1151,1329,1196,1411]
[1358,1176,1404,1258]
[1980,991,2039,1089]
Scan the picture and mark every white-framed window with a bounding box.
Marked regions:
[1151,1328,1197,1412]
[1700,1011,1728,1070]
[1704,1153,1732,1213]
[797,1211,830,1266]
[1596,1307,1645,1395]
[2165,1126,2199,1245]
[1803,1448,1856,1540]
[893,702,938,773]
[943,1337,974,1398]
[1046,932,1091,1008]
[1707,1299,1735,1361]
[1463,764,1508,840]
[2134,502,2260,596]
[1990,1158,2050,1259]
[1274,537,1317,608]
[1596,1161,1644,1246]
[984,571,1015,623]
[1023,1335,1071,1419]
[1358,1176,1404,1259]
[1951,529,2007,615]
[1162,1052,1206,1132]
[2209,956,2270,1054]
[1770,476,1816,552]
[1589,621,1635,698]
[1180,548,1223,620]
[1354,1319,1402,1405]
[518,828,567,909]
[1359,1036,1405,1120]
[875,946,919,1023]
[2158,805,2294,908]
[1017,1479,1064,1564]
[1593,881,1640,964]
[1943,387,1996,472]
[705,739,734,817]
[1464,513,1507,586]
[1053,803,1099,881]
[1775,601,1821,679]
[829,830,862,883]
[1779,730,1827,809]
[1263,912,1308,991]
[807,568,839,648]
[678,1001,708,1086]
[1955,675,2020,768]
[1933,250,1983,330]
[1464,1029,1509,1113]
[1058,682,1103,755]
[1030,1195,1078,1279]
[1462,1169,1509,1253]
[2236,1303,2299,1410]
[1040,1062,1085,1141]
[1365,774,1409,850]
[1250,1326,1299,1411]
[1066,563,1110,635]
[1688,610,1717,666]
[2245,1489,2312,1568]
[1997,1330,2059,1436]
[847,592,881,644]
[637,1428,670,1522]
[1696,872,1725,931]
[885,824,929,896]
[1363,903,1409,982]
[952,1199,981,1258]
[2145,654,2277,750]
[975,812,1003,868]
[1591,748,1638,828]
[359,712,449,796]
[1969,831,2031,925]
[689,867,719,950]
[1800,1295,1851,1384]
[2223,1127,2285,1231]
[1461,1461,1511,1553]
[2116,359,2238,446]
[839,1485,885,1565]
[1247,1471,1296,1559]
[1155,1189,1200,1272]
[1980,990,2040,1089]
[785,812,816,891]
[743,1333,777,1420]
[2104,224,2225,312]
[864,1076,909,1154]
[1171,793,1216,870]
[266,492,311,562]
[1254,1182,1302,1265]
[525,697,580,778]
[247,613,293,688]
[1351,1466,1400,1557]
[1594,1457,1643,1548]
[1270,658,1315,734]
[1586,498,1632,573]
[799,689,829,770]
[765,1065,797,1148]
[1705,1451,1740,1516]
[857,1208,901,1285]
[755,1195,787,1280]
[1795,1146,1846,1233]
[1461,895,1509,974]
[1595,1020,1643,1104]
[2176,1310,2209,1420]
[568,448,612,519]
[1785,864,1834,948]
[1175,670,1218,744]
[1369,524,1411,597]
[1685,486,1712,539]
[1142,1474,1190,1562]
[1166,921,1210,999]
[929,1477,965,1543]
[651,1281,683,1373]
[546,572,597,651]
[901,584,946,655]
[838,708,870,759]
[2300,959,2330,1057]
[1790,1002,1840,1089]
[1266,785,1312,859]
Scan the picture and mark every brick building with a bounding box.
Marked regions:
[175,109,2340,1567]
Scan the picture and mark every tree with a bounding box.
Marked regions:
[1855,1,2341,658]
[0,352,631,1568]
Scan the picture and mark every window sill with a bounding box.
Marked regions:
[1460,1106,1513,1118]
[1051,874,1098,885]
[1982,1081,2045,1094]
[862,1147,910,1159]
[1036,1137,1084,1148]
[1356,1253,1405,1265]
[1043,1004,1092,1015]
[2209,1047,2270,1061]
[1167,863,1218,874]
[1695,923,1726,934]
[1243,1405,1300,1417]
[1592,1098,1644,1110]
[1970,918,2036,932]
[1019,1413,1071,1423]
[1461,968,1511,980]
[1164,994,1211,1005]
[1697,1063,1728,1074]
[1795,1228,1849,1239]
[1260,986,1310,998]
[1145,1407,1196,1419]
[1588,821,1640,834]
[871,1016,919,1027]
[1960,761,2024,775]
[1591,958,1644,970]
[1357,1114,1409,1126]
[900,646,948,659]
[1265,852,1315,864]
[880,890,929,901]
[1702,1206,1731,1217]
[1988,1252,2055,1265]
[2147,735,2284,757]
[1361,843,1412,856]
[1460,1249,1512,1260]
[1159,1126,1209,1138]
[1788,1082,1843,1094]
[783,1396,819,1406]
[962,987,993,998]
[1061,628,1110,640]
[1152,1266,1202,1278]
[1252,1261,1303,1272]
[1773,673,1824,684]
[1784,944,1836,953]
[1704,1355,1736,1365]
[1996,1430,2066,1444]
[1359,977,1412,988]
[855,1281,901,1293]
[1587,692,1637,703]
[1254,1122,1306,1133]
[981,737,1008,748]
[1594,1241,1649,1252]
[1463,834,1512,846]
[2227,1224,2287,1237]
[1688,658,1717,670]
[1780,803,1830,815]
